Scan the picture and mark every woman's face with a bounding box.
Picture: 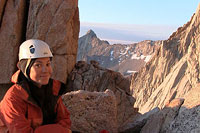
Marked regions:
[30,57,52,88]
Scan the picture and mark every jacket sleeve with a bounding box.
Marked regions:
[0,113,8,133]
[55,97,71,131]
[34,124,71,133]
[0,87,34,133]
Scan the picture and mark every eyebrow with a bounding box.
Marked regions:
[34,60,51,63]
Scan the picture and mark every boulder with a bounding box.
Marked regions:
[66,61,139,130]
[62,89,118,133]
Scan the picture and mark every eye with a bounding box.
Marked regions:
[34,64,42,68]
[46,62,51,67]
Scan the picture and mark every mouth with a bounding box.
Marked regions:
[40,75,50,78]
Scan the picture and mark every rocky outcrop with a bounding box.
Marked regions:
[77,30,160,76]
[121,3,200,133]
[134,93,200,133]
[66,61,139,131]
[140,98,184,133]
[117,89,200,132]
[130,3,200,114]
[62,89,118,133]
[121,107,160,132]
[166,87,200,132]
[0,0,79,84]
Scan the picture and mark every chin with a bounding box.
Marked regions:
[40,79,50,85]
[42,81,49,85]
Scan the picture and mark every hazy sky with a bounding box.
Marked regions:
[79,0,200,44]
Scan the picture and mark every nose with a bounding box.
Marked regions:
[41,65,48,72]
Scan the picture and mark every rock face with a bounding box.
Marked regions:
[77,30,160,76]
[66,61,139,131]
[0,0,79,84]
[62,89,118,133]
[0,0,27,84]
[125,3,200,133]
[26,0,79,83]
[130,3,200,114]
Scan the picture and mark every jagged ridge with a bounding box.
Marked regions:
[77,30,161,76]
[130,3,200,113]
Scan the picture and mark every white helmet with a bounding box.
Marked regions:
[19,39,53,61]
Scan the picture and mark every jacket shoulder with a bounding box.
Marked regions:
[52,80,66,96]
[3,84,28,101]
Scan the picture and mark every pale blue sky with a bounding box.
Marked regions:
[79,0,200,44]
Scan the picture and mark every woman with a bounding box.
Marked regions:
[0,39,71,133]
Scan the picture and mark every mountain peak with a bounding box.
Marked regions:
[196,3,200,13]
[86,29,97,38]
[193,3,200,23]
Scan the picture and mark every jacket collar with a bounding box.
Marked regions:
[11,70,39,106]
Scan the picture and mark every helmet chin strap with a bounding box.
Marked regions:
[25,58,32,79]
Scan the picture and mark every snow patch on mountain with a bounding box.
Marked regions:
[131,54,152,62]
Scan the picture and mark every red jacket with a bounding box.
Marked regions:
[0,70,71,133]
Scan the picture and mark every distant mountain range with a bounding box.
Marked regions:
[77,30,161,76]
